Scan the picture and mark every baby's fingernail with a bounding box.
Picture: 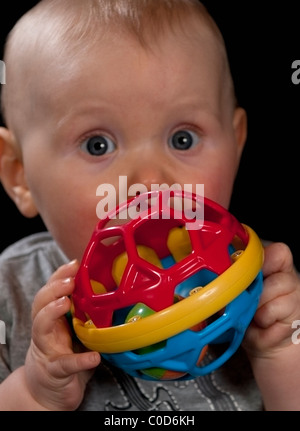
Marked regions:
[62,277,72,284]
[91,352,100,364]
[67,259,78,266]
[56,296,67,306]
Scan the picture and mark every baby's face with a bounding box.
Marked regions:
[16,24,245,260]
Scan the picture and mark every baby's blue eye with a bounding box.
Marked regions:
[81,135,116,156]
[169,129,199,151]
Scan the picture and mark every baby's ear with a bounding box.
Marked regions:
[233,107,247,160]
[0,127,38,218]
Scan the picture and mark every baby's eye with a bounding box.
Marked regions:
[80,135,116,156]
[168,129,200,151]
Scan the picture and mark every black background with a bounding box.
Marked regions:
[0,1,299,270]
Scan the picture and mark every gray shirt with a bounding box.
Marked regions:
[0,232,263,411]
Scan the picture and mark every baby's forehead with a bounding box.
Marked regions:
[4,0,222,69]
[1,1,231,132]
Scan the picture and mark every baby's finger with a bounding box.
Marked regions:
[254,292,299,329]
[32,296,72,355]
[31,260,79,320]
[258,271,296,308]
[48,351,101,379]
[263,242,294,278]
[47,260,80,283]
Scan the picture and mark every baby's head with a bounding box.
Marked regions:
[1,0,236,131]
[0,0,247,260]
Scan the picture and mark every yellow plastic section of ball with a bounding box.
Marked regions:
[136,246,163,268]
[90,280,107,294]
[72,225,264,353]
[112,245,163,285]
[167,226,192,262]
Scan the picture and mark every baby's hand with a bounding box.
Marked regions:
[243,242,300,356]
[242,242,300,410]
[25,260,101,411]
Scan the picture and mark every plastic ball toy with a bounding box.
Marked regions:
[71,190,264,381]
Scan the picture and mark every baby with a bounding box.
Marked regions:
[0,0,300,411]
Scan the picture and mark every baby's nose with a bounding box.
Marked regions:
[127,154,177,193]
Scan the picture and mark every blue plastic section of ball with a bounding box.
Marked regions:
[102,270,263,380]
